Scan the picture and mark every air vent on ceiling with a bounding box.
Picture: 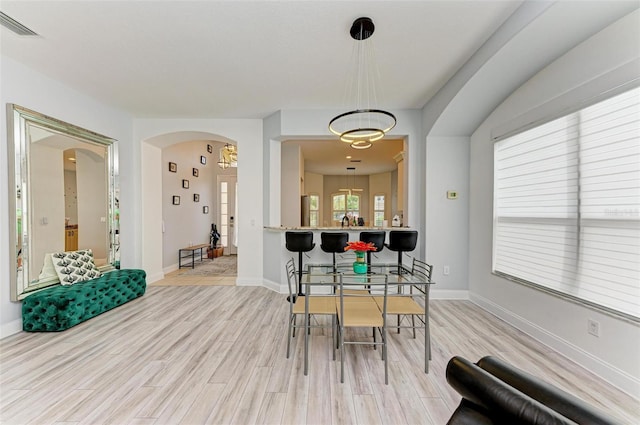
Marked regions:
[349,159,362,163]
[0,12,38,36]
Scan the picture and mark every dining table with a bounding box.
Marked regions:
[301,261,434,376]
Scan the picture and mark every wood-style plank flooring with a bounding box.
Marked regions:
[1,279,638,424]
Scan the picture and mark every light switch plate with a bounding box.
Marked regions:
[447,191,458,200]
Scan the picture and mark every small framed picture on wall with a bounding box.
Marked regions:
[172,195,180,205]
[200,155,207,165]
[193,193,200,202]
[182,179,189,189]
[207,144,213,153]
[203,206,209,214]
[168,162,177,172]
[192,168,199,177]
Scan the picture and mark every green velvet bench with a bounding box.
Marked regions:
[22,269,147,332]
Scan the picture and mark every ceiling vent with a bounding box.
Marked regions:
[0,12,38,36]
[350,159,362,163]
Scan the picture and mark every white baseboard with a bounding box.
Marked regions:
[1,319,23,339]
[262,278,285,293]
[163,263,178,274]
[236,277,263,286]
[146,271,165,284]
[431,289,469,300]
[470,293,640,398]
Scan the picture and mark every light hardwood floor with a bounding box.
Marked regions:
[1,281,638,424]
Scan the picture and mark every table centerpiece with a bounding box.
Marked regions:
[345,240,377,274]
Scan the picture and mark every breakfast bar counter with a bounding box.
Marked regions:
[262,226,420,294]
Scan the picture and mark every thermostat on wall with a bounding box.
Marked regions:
[447,191,458,200]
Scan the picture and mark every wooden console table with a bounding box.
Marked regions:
[179,243,211,269]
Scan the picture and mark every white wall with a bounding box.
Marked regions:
[0,55,133,337]
[468,11,640,395]
[425,137,470,292]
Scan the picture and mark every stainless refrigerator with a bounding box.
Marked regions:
[301,195,310,227]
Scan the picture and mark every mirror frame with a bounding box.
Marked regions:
[7,104,118,301]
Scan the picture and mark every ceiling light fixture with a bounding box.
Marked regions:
[218,143,237,169]
[329,17,396,150]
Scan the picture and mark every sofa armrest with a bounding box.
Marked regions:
[476,356,618,425]
[446,356,578,425]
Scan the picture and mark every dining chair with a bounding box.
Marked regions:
[336,273,389,384]
[374,258,433,372]
[285,259,336,371]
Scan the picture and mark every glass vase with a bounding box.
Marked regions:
[353,251,367,274]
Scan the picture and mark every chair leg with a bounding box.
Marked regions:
[412,315,416,339]
[340,324,345,383]
[373,327,376,350]
[332,315,337,361]
[292,314,297,338]
[286,314,293,358]
[397,314,401,334]
[304,314,309,376]
[382,327,388,385]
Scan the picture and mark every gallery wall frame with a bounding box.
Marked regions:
[200,155,207,165]
[173,196,180,205]
[169,162,177,172]
[207,144,213,153]
[203,206,209,214]
[192,168,199,177]
[193,193,200,202]
[182,179,189,189]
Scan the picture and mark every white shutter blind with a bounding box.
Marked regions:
[494,87,640,319]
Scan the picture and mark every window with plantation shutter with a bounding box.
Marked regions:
[493,87,640,320]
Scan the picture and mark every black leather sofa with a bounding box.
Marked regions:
[445,356,619,425]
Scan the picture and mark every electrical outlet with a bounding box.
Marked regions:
[587,319,600,337]
[443,265,450,276]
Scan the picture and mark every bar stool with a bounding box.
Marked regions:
[285,231,315,297]
[359,231,385,273]
[385,230,418,274]
[320,232,349,274]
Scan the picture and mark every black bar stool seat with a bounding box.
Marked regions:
[285,231,315,297]
[320,232,349,274]
[385,230,418,274]
[359,231,385,273]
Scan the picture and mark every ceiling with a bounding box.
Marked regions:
[1,1,523,174]
[0,1,521,119]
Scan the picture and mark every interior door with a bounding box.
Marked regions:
[218,175,237,255]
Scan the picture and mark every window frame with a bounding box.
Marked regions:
[332,192,361,224]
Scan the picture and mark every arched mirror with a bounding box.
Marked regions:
[8,105,119,300]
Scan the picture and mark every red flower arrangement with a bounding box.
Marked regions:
[344,241,377,252]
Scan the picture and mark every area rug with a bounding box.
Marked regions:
[180,255,237,276]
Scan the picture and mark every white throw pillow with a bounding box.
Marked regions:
[51,249,102,285]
